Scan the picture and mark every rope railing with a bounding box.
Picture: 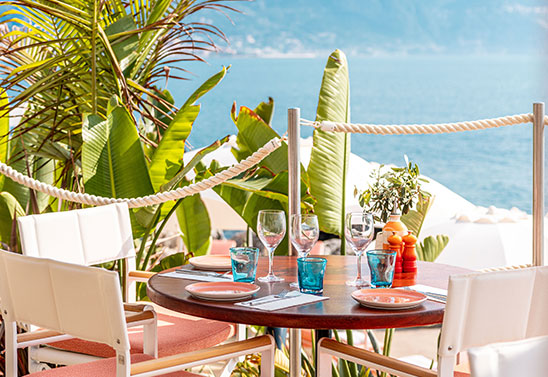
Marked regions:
[300,113,548,135]
[0,111,544,208]
[0,137,283,208]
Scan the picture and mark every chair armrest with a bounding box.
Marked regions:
[130,335,274,376]
[124,303,150,313]
[319,338,437,377]
[124,303,156,325]
[17,330,73,348]
[128,270,156,282]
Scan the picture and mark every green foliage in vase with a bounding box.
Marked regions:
[358,157,429,224]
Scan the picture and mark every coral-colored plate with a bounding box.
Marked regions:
[189,255,232,271]
[186,282,260,301]
[352,288,427,310]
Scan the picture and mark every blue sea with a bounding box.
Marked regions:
[171,55,548,213]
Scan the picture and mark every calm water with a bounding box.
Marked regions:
[172,56,548,212]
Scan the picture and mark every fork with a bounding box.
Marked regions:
[246,289,291,306]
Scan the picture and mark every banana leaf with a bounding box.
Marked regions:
[2,135,32,210]
[401,194,433,237]
[307,49,351,253]
[176,192,212,256]
[149,105,200,191]
[0,191,24,244]
[254,97,274,126]
[416,235,449,262]
[33,157,55,212]
[82,96,154,199]
[231,105,287,174]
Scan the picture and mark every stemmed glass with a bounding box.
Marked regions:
[344,212,374,287]
[257,210,286,283]
[290,214,319,287]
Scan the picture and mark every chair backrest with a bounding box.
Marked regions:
[438,266,548,375]
[17,203,135,266]
[0,249,129,352]
[468,335,548,377]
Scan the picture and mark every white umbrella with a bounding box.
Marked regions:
[421,207,548,270]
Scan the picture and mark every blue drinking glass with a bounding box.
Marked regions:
[230,247,259,283]
[297,257,327,295]
[366,250,397,288]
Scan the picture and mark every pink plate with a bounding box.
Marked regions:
[185,282,260,301]
[189,255,232,271]
[351,288,427,310]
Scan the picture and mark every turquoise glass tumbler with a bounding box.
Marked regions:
[297,257,327,295]
[366,249,397,288]
[230,247,259,283]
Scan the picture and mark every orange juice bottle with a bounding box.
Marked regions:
[382,211,408,249]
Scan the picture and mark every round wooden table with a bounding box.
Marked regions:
[147,255,470,330]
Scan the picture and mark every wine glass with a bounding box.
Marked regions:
[344,212,374,287]
[257,210,286,283]
[290,214,319,287]
[290,214,320,257]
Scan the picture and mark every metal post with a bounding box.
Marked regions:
[533,103,545,266]
[288,108,302,377]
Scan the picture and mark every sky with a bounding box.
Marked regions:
[195,0,548,57]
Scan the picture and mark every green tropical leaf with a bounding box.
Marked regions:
[149,105,199,191]
[33,157,55,212]
[0,191,25,244]
[182,66,228,110]
[0,90,9,188]
[160,136,230,193]
[2,136,32,210]
[215,174,290,255]
[307,49,351,252]
[231,106,287,174]
[254,97,274,126]
[401,194,434,237]
[176,193,211,256]
[149,66,229,191]
[416,235,449,262]
[105,15,139,70]
[82,97,154,199]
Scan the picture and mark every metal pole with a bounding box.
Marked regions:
[288,108,302,377]
[532,103,545,266]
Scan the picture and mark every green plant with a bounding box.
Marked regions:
[0,0,235,153]
[307,49,351,254]
[358,158,429,224]
[214,50,352,254]
[0,0,239,269]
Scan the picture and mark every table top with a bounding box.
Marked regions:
[147,255,470,330]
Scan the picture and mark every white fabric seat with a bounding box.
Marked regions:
[16,203,234,369]
[0,250,275,377]
[317,266,548,377]
[468,335,548,377]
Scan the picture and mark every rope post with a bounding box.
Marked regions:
[287,108,302,377]
[533,103,545,266]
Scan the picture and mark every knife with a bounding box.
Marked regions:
[175,269,232,279]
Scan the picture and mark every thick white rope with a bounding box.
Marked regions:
[301,113,548,134]
[0,137,283,208]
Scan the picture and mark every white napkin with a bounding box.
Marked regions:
[235,292,329,311]
[160,271,231,283]
[403,284,447,303]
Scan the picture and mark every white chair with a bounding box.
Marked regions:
[0,249,275,377]
[317,266,548,377]
[17,203,235,370]
[468,335,548,377]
